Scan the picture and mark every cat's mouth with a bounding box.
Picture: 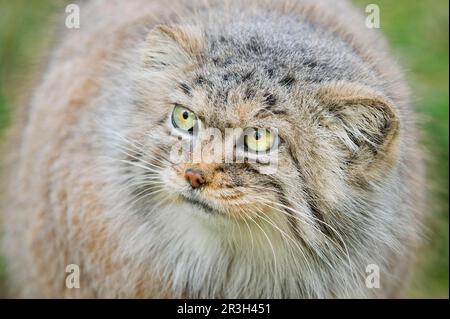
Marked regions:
[179,192,224,215]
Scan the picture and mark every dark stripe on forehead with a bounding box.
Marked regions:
[242,69,256,82]
[244,87,256,100]
[179,82,192,96]
[246,36,263,55]
[194,75,213,87]
[216,88,230,104]
[279,75,296,87]
[263,92,277,107]
[254,108,287,119]
[302,59,318,68]
[265,67,275,78]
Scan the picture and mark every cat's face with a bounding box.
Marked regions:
[112,25,399,245]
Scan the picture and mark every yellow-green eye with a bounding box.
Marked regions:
[172,105,197,132]
[244,129,276,153]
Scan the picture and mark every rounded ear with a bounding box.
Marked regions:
[143,24,204,70]
[316,82,400,182]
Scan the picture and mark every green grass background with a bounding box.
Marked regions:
[0,0,448,297]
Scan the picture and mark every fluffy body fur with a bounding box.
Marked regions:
[2,0,425,298]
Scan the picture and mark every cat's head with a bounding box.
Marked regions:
[105,23,400,250]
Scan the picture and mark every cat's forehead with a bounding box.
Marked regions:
[191,27,377,96]
[179,34,324,114]
[168,26,376,127]
[191,63,292,105]
[180,47,297,121]
[201,37,299,91]
[180,64,295,128]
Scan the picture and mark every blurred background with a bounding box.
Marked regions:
[0,0,448,298]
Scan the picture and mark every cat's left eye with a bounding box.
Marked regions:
[172,105,197,133]
[244,128,277,153]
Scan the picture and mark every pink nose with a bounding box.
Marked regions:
[184,169,205,189]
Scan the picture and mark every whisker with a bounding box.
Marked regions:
[253,207,312,275]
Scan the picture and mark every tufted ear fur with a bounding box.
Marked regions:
[316,82,400,182]
[143,24,204,70]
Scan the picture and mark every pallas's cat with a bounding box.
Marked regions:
[2,0,425,298]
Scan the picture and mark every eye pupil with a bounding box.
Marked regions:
[182,111,189,120]
[254,131,261,140]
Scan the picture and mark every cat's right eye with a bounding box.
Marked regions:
[171,105,197,133]
[243,128,278,153]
